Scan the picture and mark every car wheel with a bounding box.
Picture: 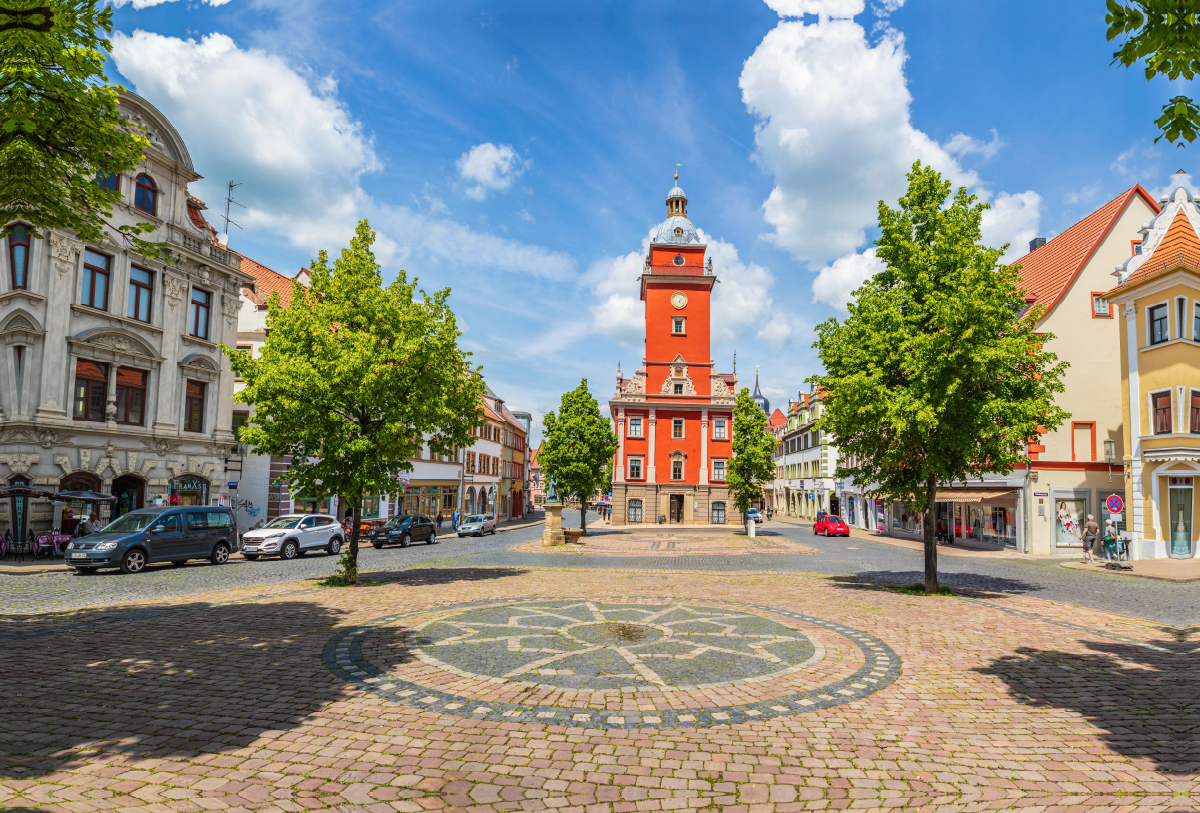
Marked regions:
[400,534,411,548]
[210,543,230,565]
[244,554,259,561]
[170,560,187,567]
[328,537,342,555]
[280,541,298,560]
[120,549,146,574]
[428,532,438,545]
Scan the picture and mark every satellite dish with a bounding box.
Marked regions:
[217,233,229,247]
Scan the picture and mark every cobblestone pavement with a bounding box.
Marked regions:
[4,512,1200,625]
[3,565,1199,813]
[511,532,815,556]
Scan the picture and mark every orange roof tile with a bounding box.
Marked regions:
[1148,209,1200,264]
[1009,186,1157,314]
[769,408,787,428]
[240,255,299,307]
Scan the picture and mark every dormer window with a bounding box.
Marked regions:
[674,226,683,238]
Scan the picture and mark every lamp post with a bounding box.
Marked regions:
[1104,439,1116,482]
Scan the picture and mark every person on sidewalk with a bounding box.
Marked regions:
[1082,514,1100,563]
[452,508,460,530]
[1102,520,1119,563]
[436,512,444,529]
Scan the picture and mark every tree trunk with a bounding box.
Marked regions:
[347,491,363,585]
[580,501,588,535]
[923,474,938,593]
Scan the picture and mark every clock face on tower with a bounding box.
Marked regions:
[671,292,688,309]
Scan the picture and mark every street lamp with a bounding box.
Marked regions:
[1104,439,1116,481]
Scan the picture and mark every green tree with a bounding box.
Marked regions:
[727,387,775,522]
[1,1,156,248]
[1106,1,1200,145]
[538,380,617,535]
[811,162,1069,593]
[224,220,483,585]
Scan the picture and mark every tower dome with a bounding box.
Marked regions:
[652,173,702,246]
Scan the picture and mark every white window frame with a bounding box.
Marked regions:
[1092,293,1110,317]
[711,458,726,481]
[628,416,643,437]
[1193,302,1200,341]
[1147,300,1170,346]
[671,316,686,335]
[670,457,684,480]
[713,419,727,440]
[627,456,643,480]
[672,418,684,439]
[1149,388,1174,436]
[1178,296,1190,339]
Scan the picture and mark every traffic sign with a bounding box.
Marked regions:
[1106,494,1124,514]
[227,481,239,488]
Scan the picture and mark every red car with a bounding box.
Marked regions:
[814,515,850,536]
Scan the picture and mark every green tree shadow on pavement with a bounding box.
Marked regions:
[824,571,1044,600]
[978,626,1200,776]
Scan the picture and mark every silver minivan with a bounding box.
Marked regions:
[241,514,343,560]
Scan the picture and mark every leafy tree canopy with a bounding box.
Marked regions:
[224,220,484,584]
[727,387,775,516]
[1,1,157,249]
[1106,0,1200,145]
[538,380,616,534]
[811,162,1069,591]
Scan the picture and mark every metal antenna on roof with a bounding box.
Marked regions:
[221,181,245,237]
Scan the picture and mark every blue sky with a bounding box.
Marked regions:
[104,0,1192,437]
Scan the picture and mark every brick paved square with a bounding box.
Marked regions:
[2,564,1197,813]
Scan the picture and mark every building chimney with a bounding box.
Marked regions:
[1029,237,1046,253]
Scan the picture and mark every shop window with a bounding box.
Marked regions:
[628,499,643,524]
[628,417,642,437]
[81,249,110,310]
[1054,498,1087,548]
[1149,304,1169,345]
[1168,477,1194,556]
[128,266,153,322]
[190,288,211,339]
[714,419,726,439]
[184,380,206,432]
[711,502,726,524]
[114,367,146,425]
[8,224,30,290]
[1154,391,1173,434]
[892,502,920,534]
[72,359,108,421]
[361,495,380,518]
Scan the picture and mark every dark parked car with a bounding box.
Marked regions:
[370,514,437,548]
[65,506,237,574]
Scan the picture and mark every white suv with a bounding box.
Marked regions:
[242,514,343,560]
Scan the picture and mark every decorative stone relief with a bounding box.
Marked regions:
[1,428,75,449]
[1125,302,1137,321]
[54,455,71,477]
[78,449,91,471]
[222,294,239,326]
[48,232,82,278]
[163,276,189,311]
[0,453,39,475]
[142,439,181,456]
[126,451,138,473]
[166,460,185,479]
[204,443,233,457]
[6,316,34,333]
[139,456,156,477]
[94,455,120,478]
[661,361,696,396]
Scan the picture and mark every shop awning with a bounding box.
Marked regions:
[934,488,1016,503]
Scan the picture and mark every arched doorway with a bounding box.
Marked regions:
[169,475,209,506]
[112,475,144,516]
[465,488,475,515]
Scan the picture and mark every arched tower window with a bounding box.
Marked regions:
[135,174,158,215]
[8,224,30,290]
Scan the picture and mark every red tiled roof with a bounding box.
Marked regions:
[1009,186,1157,314]
[530,445,541,468]
[769,408,787,428]
[186,195,214,235]
[240,255,298,307]
[1108,209,1200,293]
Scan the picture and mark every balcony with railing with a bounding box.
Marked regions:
[171,228,239,268]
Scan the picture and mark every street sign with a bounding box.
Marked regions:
[227,481,239,488]
[1106,494,1124,514]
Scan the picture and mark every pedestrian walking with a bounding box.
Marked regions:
[453,508,460,530]
[436,512,444,529]
[1082,514,1100,563]
[1102,519,1119,563]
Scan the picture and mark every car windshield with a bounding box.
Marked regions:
[465,515,486,523]
[826,516,843,523]
[262,516,302,529]
[747,509,760,514]
[99,510,166,534]
[383,515,412,527]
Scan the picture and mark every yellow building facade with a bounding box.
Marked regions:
[1107,183,1200,559]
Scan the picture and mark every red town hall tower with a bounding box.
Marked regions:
[610,179,738,525]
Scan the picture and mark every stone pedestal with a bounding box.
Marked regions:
[542,502,566,546]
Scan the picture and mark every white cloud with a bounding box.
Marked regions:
[765,0,864,17]
[588,244,647,347]
[1111,142,1159,179]
[1150,170,1194,202]
[702,230,777,346]
[457,143,528,200]
[943,129,1004,161]
[111,0,229,7]
[757,318,794,355]
[981,190,1042,263]
[811,248,884,311]
[111,31,378,256]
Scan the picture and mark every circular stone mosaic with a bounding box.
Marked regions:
[405,600,820,690]
[323,597,901,730]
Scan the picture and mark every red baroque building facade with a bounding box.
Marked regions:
[610,181,737,525]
